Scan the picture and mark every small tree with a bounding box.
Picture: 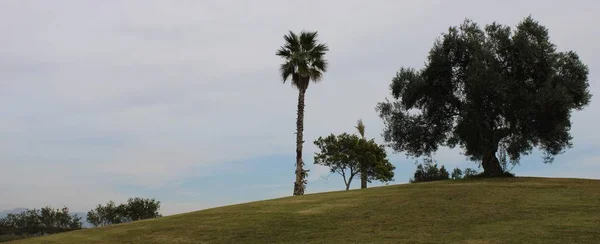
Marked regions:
[463,168,479,178]
[39,207,82,230]
[0,206,82,236]
[451,167,463,180]
[123,198,162,222]
[439,165,450,179]
[409,158,450,183]
[86,201,125,227]
[87,198,161,227]
[314,133,395,190]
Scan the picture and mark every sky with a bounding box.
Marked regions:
[1,0,599,216]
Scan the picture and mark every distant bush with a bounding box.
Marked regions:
[409,158,450,183]
[451,167,463,179]
[421,163,513,181]
[458,167,514,179]
[0,206,82,240]
[87,198,161,227]
[463,168,479,178]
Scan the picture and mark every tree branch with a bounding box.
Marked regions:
[346,175,353,190]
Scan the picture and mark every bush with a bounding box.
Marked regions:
[451,168,463,179]
[409,158,450,183]
[87,198,161,227]
[466,171,515,179]
[459,167,514,179]
[0,207,82,238]
[463,168,479,178]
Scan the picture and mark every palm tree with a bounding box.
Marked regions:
[355,119,368,189]
[276,30,329,196]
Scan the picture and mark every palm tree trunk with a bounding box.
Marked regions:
[293,88,307,196]
[360,134,367,189]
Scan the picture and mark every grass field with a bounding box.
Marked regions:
[11,177,600,244]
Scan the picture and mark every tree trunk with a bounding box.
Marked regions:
[293,88,307,196]
[360,171,367,189]
[359,134,367,189]
[345,175,353,191]
[481,150,503,177]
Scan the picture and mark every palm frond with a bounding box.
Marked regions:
[308,69,323,82]
[280,63,294,82]
[310,43,329,57]
[296,62,311,78]
[283,31,300,53]
[277,30,329,89]
[311,59,328,72]
[355,119,365,138]
[276,47,292,58]
[300,31,318,51]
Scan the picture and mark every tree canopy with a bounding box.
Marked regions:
[376,16,591,176]
[0,206,82,236]
[87,198,161,227]
[276,31,329,90]
[314,133,395,190]
[409,158,450,183]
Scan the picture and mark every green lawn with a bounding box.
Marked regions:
[12,177,600,244]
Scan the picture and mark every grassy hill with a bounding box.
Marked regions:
[12,177,600,244]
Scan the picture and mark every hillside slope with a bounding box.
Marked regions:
[13,177,600,244]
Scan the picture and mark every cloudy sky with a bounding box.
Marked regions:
[1,0,599,215]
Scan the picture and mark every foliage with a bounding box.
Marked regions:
[87,198,161,227]
[450,166,511,179]
[314,133,395,190]
[123,198,162,222]
[451,167,463,179]
[409,158,450,183]
[463,168,479,178]
[276,31,329,90]
[355,119,365,139]
[376,16,592,176]
[276,30,329,196]
[0,206,82,237]
[86,201,125,227]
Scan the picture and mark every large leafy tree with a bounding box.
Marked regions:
[376,17,591,176]
[314,133,395,190]
[277,31,329,195]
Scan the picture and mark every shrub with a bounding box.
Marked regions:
[0,206,82,238]
[451,167,463,180]
[409,158,450,183]
[87,198,161,227]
